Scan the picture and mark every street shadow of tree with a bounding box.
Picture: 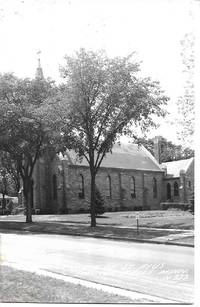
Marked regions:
[0,220,177,240]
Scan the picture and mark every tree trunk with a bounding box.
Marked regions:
[2,193,6,215]
[26,192,32,223]
[23,178,32,223]
[90,172,96,227]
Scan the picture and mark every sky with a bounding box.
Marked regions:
[0,0,196,146]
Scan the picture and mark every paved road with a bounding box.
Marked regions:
[0,232,194,303]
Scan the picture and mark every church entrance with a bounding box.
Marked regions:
[167,183,171,200]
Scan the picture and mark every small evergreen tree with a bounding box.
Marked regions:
[94,187,105,216]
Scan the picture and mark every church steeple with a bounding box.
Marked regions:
[35,50,44,80]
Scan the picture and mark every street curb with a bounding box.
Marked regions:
[1,261,177,304]
[81,233,195,247]
[0,226,194,247]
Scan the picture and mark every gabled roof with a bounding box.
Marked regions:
[63,143,163,172]
[161,157,194,178]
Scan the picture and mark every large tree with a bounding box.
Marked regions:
[139,137,194,163]
[0,73,57,222]
[45,49,168,227]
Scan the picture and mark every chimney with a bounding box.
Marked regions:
[161,165,167,175]
[153,136,162,164]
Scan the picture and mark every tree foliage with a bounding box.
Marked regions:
[139,136,194,163]
[0,161,16,212]
[45,49,168,226]
[0,168,10,207]
[0,151,20,194]
[176,32,195,147]
[0,73,57,222]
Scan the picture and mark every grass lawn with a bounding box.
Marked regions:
[0,220,179,240]
[0,210,194,230]
[0,265,153,303]
[34,209,194,230]
[0,210,194,245]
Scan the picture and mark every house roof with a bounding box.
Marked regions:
[161,157,194,178]
[62,143,163,172]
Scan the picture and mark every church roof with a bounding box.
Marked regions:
[161,157,194,177]
[63,143,163,172]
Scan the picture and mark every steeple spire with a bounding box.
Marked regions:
[35,50,44,80]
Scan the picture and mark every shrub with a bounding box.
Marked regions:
[143,205,151,211]
[107,207,113,212]
[61,208,69,214]
[57,208,68,214]
[78,208,86,213]
[134,206,143,211]
[39,208,54,214]
[120,206,128,211]
[161,203,169,210]
[161,202,190,211]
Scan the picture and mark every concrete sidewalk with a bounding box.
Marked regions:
[0,219,194,247]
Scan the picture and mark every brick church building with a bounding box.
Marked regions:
[29,142,194,214]
[26,59,194,214]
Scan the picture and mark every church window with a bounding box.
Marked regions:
[53,174,57,200]
[130,176,136,198]
[153,178,157,198]
[78,174,85,199]
[167,183,171,199]
[106,175,112,198]
[174,181,179,196]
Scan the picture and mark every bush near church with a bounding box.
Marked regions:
[94,188,105,216]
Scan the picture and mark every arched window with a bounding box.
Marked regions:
[53,174,57,200]
[78,174,85,199]
[106,175,112,198]
[174,181,179,196]
[153,178,157,198]
[167,183,171,199]
[130,176,136,198]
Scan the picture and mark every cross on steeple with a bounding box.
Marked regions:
[37,50,41,56]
